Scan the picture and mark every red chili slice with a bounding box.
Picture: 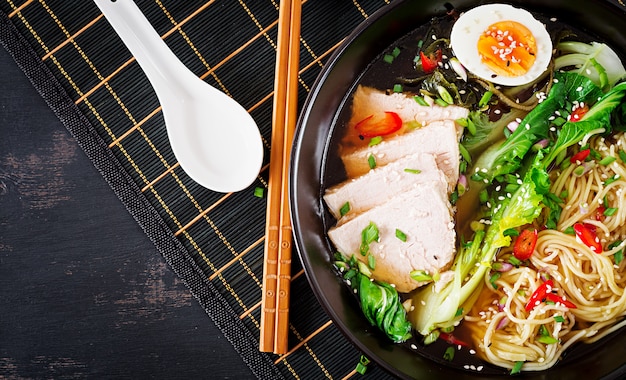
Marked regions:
[570,104,589,122]
[420,49,443,73]
[545,293,577,309]
[525,279,554,312]
[573,222,602,253]
[570,149,590,163]
[439,332,470,347]
[513,229,538,261]
[354,112,402,138]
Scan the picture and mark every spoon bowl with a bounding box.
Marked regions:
[94,0,264,193]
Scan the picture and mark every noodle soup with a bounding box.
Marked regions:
[322,2,626,375]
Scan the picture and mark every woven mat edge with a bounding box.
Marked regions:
[0,10,285,380]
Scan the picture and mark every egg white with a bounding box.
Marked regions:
[450,3,552,86]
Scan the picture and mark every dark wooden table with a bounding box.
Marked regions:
[0,43,255,379]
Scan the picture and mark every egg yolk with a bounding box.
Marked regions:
[477,21,537,78]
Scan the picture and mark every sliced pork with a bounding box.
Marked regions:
[327,184,456,293]
[324,152,449,221]
[341,119,461,188]
[349,85,469,131]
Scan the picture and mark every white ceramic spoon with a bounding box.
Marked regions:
[94,0,263,193]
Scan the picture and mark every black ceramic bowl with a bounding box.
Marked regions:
[290,1,626,379]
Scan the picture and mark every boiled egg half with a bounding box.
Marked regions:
[450,3,552,86]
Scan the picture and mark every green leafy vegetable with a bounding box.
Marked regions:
[357,272,412,342]
[555,41,626,89]
[474,71,603,184]
[334,250,412,343]
[540,80,626,167]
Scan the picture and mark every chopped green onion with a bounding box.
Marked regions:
[410,270,432,282]
[253,187,265,198]
[423,330,439,345]
[573,165,586,177]
[600,156,616,166]
[355,355,371,375]
[344,268,357,281]
[536,336,558,344]
[360,222,379,256]
[393,83,403,93]
[357,260,372,278]
[459,143,472,164]
[554,315,566,323]
[440,325,454,333]
[619,150,626,163]
[615,250,624,265]
[437,85,454,104]
[449,190,459,205]
[604,207,618,216]
[367,154,376,169]
[609,240,624,265]
[334,251,348,262]
[489,272,501,289]
[392,46,401,57]
[406,120,422,130]
[590,148,602,161]
[334,261,349,272]
[455,117,468,127]
[383,54,394,64]
[396,228,407,242]
[457,182,466,197]
[339,202,351,217]
[454,307,463,317]
[508,256,522,267]
[604,175,620,185]
[478,91,493,107]
[443,346,455,361]
[369,136,383,146]
[434,98,448,107]
[564,226,575,235]
[466,118,477,135]
[414,96,430,106]
[367,254,376,270]
[404,168,421,174]
[511,361,524,375]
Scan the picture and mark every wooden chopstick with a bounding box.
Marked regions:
[260,0,302,354]
[274,0,302,355]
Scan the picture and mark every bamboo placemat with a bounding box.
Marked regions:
[0,0,397,379]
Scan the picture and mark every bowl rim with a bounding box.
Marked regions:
[290,1,626,378]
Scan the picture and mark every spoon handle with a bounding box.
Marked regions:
[94,0,195,98]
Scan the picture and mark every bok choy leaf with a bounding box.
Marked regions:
[333,253,412,343]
